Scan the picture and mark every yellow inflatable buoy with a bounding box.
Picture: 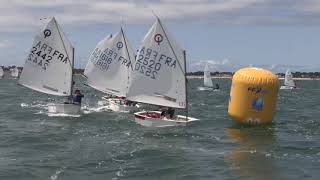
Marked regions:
[228,67,279,124]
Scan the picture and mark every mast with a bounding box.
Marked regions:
[183,50,188,121]
[157,18,185,77]
[121,27,132,97]
[53,17,73,97]
[70,47,75,97]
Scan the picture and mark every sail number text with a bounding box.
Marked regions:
[90,47,132,71]
[134,46,177,79]
[27,41,69,70]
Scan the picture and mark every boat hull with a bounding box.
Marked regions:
[198,86,220,91]
[198,86,213,91]
[108,98,138,112]
[280,86,295,90]
[48,103,81,114]
[134,111,199,127]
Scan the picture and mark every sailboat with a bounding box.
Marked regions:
[84,27,138,112]
[0,66,4,78]
[19,17,80,115]
[10,67,19,78]
[126,17,199,127]
[280,69,296,90]
[198,63,219,91]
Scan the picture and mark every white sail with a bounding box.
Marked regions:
[19,17,74,96]
[126,18,186,109]
[11,67,19,77]
[0,67,4,77]
[284,69,295,87]
[203,63,213,87]
[84,29,135,97]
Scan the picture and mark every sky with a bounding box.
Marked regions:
[0,0,320,72]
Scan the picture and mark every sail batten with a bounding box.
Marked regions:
[19,17,74,96]
[84,30,135,97]
[126,18,186,109]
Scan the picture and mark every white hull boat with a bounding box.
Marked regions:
[48,103,81,114]
[84,28,136,113]
[19,17,78,116]
[11,68,19,78]
[280,86,295,90]
[198,86,219,91]
[0,67,4,78]
[198,63,219,91]
[108,98,138,112]
[126,18,200,127]
[198,86,213,91]
[280,69,296,90]
[134,111,199,127]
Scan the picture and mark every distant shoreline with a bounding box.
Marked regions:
[2,67,320,80]
[185,76,320,80]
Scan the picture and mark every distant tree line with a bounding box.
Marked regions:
[1,66,22,71]
[186,71,234,76]
[188,71,320,78]
[276,72,320,78]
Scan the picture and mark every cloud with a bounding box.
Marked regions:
[188,58,243,72]
[262,63,320,73]
[189,59,320,72]
[0,40,15,49]
[1,0,319,32]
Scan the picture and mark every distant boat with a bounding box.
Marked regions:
[0,67,4,78]
[10,67,19,78]
[198,63,219,91]
[126,17,199,127]
[84,27,138,112]
[280,69,296,90]
[19,17,80,115]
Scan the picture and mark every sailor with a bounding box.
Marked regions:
[214,83,220,90]
[73,89,84,105]
[160,107,175,119]
[167,107,175,119]
[125,100,134,106]
[160,106,168,117]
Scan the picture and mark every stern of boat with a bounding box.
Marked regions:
[48,103,81,114]
[134,111,199,127]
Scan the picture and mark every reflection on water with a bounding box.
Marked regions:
[225,126,285,180]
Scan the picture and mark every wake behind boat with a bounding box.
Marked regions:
[19,17,81,115]
[126,17,199,127]
[280,69,297,90]
[84,27,138,112]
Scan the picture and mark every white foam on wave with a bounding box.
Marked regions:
[20,101,48,109]
[20,103,29,107]
[47,113,81,118]
[34,110,45,115]
[50,167,66,180]
[82,105,110,114]
[97,100,109,106]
